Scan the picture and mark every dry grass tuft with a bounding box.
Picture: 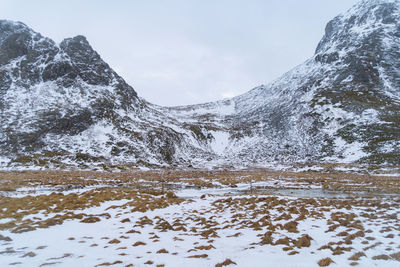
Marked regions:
[0,234,12,241]
[95,261,123,266]
[295,234,313,248]
[156,248,169,254]
[126,229,141,234]
[318,257,334,266]
[260,231,273,245]
[348,252,366,261]
[81,216,101,223]
[275,237,291,246]
[390,252,400,261]
[195,245,216,250]
[283,221,299,233]
[132,241,146,247]
[22,252,36,257]
[188,254,208,258]
[372,254,390,260]
[215,258,237,267]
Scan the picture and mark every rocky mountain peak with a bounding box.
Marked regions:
[0,19,141,159]
[315,0,399,55]
[0,20,54,67]
[0,20,138,99]
[313,0,400,93]
[60,35,99,66]
[0,20,33,43]
[61,35,89,47]
[58,34,131,90]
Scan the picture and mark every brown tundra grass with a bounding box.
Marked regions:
[215,258,237,267]
[1,166,399,193]
[318,257,334,266]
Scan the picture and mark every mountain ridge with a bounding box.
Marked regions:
[1,0,399,169]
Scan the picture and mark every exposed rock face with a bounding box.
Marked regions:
[0,21,138,157]
[310,0,400,164]
[0,0,399,169]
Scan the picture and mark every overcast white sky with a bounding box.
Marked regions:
[1,0,359,106]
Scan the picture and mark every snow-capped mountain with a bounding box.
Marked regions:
[222,0,400,165]
[0,20,210,168]
[1,0,399,169]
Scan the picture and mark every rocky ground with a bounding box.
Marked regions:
[0,168,399,266]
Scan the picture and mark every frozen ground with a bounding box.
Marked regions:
[0,170,399,266]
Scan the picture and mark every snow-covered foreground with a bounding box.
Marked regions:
[0,178,400,267]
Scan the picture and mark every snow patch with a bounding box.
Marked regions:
[209,131,230,155]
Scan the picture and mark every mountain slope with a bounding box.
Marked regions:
[162,0,400,166]
[0,21,214,168]
[1,0,399,169]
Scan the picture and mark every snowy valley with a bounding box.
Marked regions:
[0,0,400,266]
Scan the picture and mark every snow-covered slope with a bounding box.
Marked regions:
[1,0,399,169]
[0,21,215,168]
[223,0,400,165]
